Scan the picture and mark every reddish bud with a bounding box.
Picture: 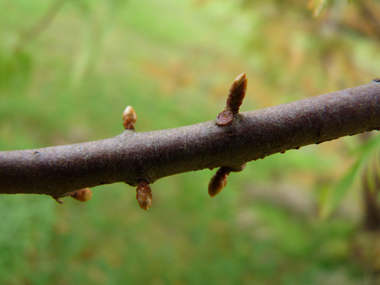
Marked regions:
[216,110,234,126]
[136,181,152,210]
[123,106,137,130]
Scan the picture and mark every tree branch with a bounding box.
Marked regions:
[1,78,380,202]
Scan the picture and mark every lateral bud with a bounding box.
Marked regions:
[226,73,247,114]
[216,73,247,126]
[208,167,230,197]
[208,163,247,197]
[70,188,93,202]
[52,187,93,204]
[123,106,137,130]
[136,181,152,210]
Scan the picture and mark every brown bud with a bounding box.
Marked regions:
[208,167,230,197]
[226,73,247,114]
[216,73,247,126]
[70,188,93,202]
[123,106,137,130]
[136,181,152,210]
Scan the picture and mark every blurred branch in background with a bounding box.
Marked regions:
[13,0,67,54]
[71,0,130,84]
[348,1,380,40]
[234,0,380,100]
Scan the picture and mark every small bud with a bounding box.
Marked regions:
[123,106,137,130]
[216,110,234,126]
[136,181,152,210]
[208,167,230,197]
[70,188,93,202]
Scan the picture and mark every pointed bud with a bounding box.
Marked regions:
[123,106,137,130]
[70,188,93,202]
[226,73,247,114]
[208,167,230,197]
[136,181,152,210]
[216,73,247,126]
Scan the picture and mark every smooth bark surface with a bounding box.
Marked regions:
[1,80,380,198]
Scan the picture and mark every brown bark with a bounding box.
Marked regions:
[1,79,380,198]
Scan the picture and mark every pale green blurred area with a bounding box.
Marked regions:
[1,0,380,284]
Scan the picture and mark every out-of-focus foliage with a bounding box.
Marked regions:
[239,0,380,100]
[0,0,380,284]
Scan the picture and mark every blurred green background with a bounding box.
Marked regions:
[1,0,380,284]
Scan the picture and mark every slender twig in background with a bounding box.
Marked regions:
[358,2,380,40]
[13,0,67,54]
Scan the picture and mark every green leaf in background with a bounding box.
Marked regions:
[319,135,380,219]
[0,51,32,94]
[308,0,331,18]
